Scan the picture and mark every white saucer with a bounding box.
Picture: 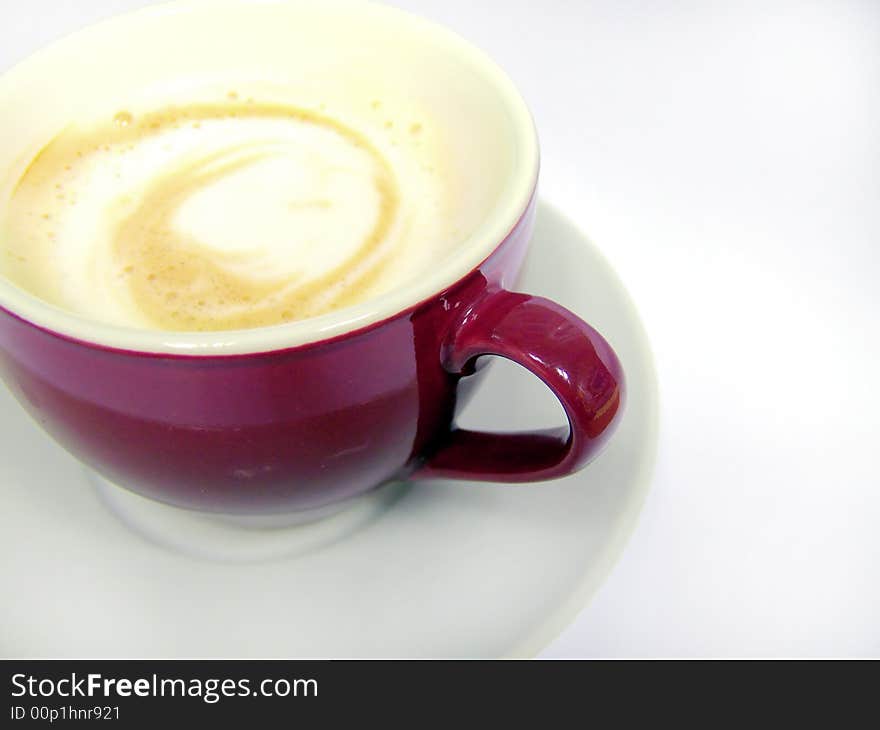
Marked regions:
[0,200,658,658]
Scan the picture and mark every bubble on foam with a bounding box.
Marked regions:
[113,111,134,127]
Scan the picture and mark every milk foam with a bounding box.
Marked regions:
[2,96,451,331]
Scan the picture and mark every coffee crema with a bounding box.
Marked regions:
[3,95,450,331]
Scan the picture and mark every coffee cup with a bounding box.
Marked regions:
[0,0,623,516]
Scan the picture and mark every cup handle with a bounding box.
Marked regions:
[412,289,624,482]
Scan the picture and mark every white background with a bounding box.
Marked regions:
[2,0,878,657]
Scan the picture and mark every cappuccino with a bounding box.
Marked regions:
[3,92,454,331]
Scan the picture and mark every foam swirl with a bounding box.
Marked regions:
[7,101,401,331]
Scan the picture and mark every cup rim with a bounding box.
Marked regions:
[0,0,539,356]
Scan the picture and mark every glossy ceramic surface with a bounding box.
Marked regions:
[0,0,622,515]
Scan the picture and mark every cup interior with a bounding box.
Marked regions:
[0,0,537,354]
